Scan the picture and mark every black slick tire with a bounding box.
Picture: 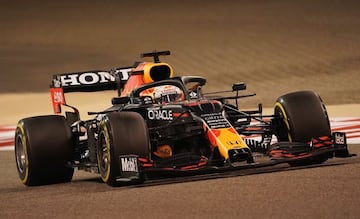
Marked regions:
[274,90,330,142]
[273,90,331,166]
[97,112,149,186]
[15,115,74,186]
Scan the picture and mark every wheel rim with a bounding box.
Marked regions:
[15,135,26,174]
[98,130,111,181]
[274,103,292,142]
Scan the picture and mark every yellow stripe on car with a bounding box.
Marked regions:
[99,121,111,182]
[17,123,29,184]
[208,127,249,160]
[274,102,292,142]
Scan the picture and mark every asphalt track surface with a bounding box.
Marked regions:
[0,145,359,218]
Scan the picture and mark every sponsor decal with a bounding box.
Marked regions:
[113,68,132,81]
[154,145,173,158]
[226,140,242,146]
[189,91,198,99]
[50,87,65,113]
[51,89,65,104]
[334,132,346,145]
[52,77,62,88]
[147,109,173,121]
[120,157,139,172]
[201,112,230,129]
[60,72,115,87]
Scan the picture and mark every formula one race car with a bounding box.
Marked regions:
[15,50,353,186]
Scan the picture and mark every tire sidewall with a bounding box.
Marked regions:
[14,115,74,186]
[97,119,113,184]
[97,112,149,186]
[15,122,30,184]
[274,91,331,143]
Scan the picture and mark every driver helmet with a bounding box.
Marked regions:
[153,85,184,103]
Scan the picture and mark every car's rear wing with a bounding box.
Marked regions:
[50,67,132,113]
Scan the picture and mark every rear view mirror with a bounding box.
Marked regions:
[232,83,246,91]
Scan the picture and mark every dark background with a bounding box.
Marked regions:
[1,0,360,106]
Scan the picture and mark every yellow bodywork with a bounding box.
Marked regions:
[141,62,174,84]
[121,62,174,96]
[207,126,249,160]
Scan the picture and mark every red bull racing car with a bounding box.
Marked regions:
[15,50,353,186]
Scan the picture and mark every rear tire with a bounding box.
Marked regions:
[15,115,74,186]
[97,112,149,186]
[273,91,331,166]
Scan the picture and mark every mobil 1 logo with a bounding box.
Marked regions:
[119,155,141,180]
[120,156,139,172]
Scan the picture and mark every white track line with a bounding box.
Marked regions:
[1,117,359,151]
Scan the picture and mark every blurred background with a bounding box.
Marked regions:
[1,0,360,106]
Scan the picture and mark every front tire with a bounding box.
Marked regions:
[15,115,74,186]
[273,91,331,166]
[274,91,331,142]
[97,112,149,186]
